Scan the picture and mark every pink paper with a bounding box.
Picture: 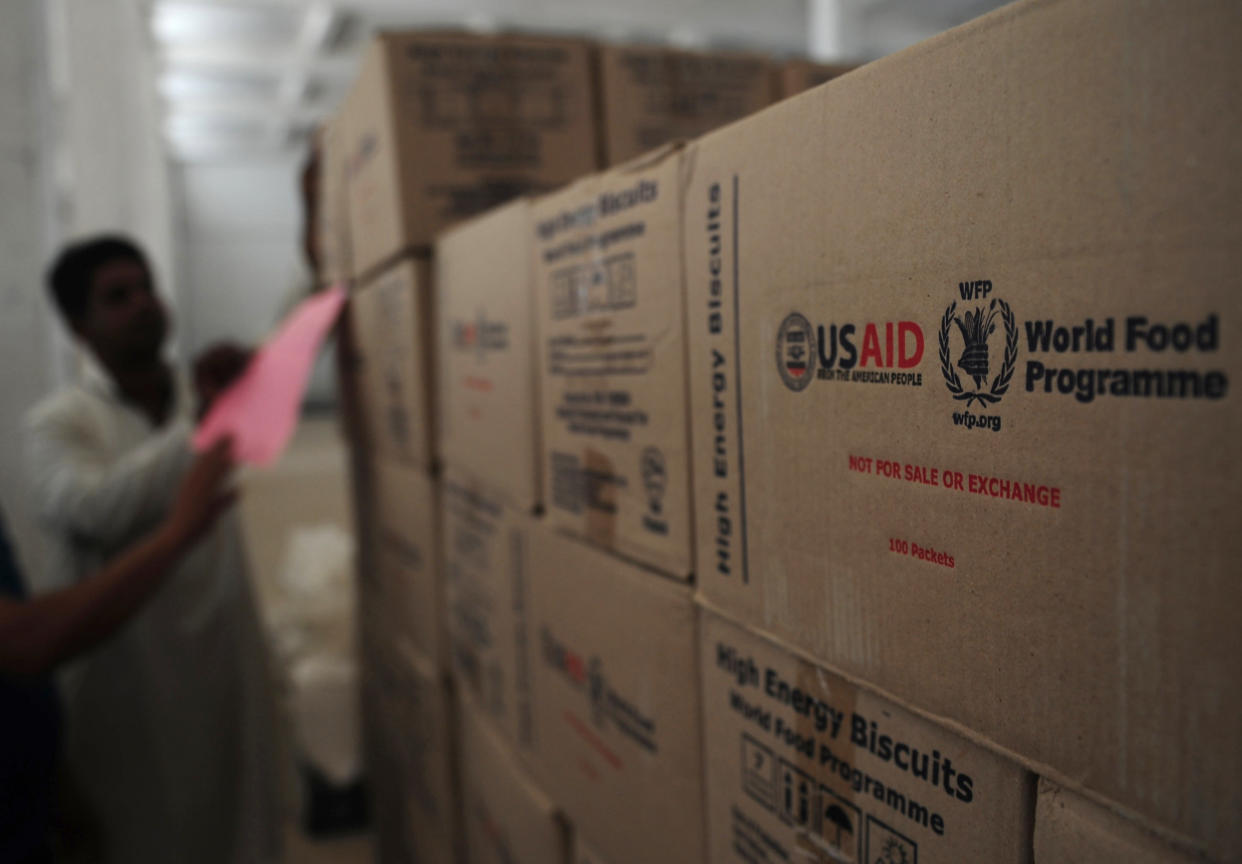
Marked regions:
[193,285,346,466]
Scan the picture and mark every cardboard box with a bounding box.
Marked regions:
[442,469,535,753]
[533,145,693,578]
[460,696,568,864]
[682,1,1242,857]
[774,59,856,99]
[572,837,610,864]
[526,527,704,864]
[351,256,435,469]
[596,44,773,166]
[1034,780,1200,864]
[370,459,445,667]
[702,608,1034,863]
[437,199,541,511]
[363,639,461,864]
[315,106,352,286]
[345,31,598,278]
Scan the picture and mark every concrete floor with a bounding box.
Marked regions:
[239,415,374,864]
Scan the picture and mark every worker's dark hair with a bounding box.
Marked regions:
[46,235,148,324]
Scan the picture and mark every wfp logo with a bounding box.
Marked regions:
[776,312,816,392]
[939,281,1018,409]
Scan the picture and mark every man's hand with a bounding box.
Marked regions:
[163,438,237,547]
[194,342,252,418]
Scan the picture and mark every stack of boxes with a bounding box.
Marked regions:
[682,1,1240,860]
[326,2,1241,862]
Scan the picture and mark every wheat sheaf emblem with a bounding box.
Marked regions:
[939,297,1017,408]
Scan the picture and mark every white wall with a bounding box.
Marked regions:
[176,156,306,355]
[0,0,180,570]
[0,0,56,572]
[48,0,179,332]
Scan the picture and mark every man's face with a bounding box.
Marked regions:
[76,257,168,364]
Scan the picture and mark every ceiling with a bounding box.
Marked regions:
[142,0,1008,161]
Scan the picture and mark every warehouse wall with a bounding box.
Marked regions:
[49,0,180,329]
[176,156,305,355]
[0,0,181,572]
[0,0,56,573]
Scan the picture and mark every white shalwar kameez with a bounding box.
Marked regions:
[24,360,278,864]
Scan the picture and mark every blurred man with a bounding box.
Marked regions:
[24,236,279,864]
[1,439,236,863]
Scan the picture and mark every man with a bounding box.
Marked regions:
[1,439,235,863]
[24,236,279,864]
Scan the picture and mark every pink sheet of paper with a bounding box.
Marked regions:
[193,285,346,465]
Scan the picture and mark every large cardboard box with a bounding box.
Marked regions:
[437,199,541,511]
[345,32,598,278]
[774,59,856,99]
[363,639,461,864]
[533,145,693,578]
[351,256,435,469]
[442,469,535,753]
[527,527,704,864]
[572,837,610,864]
[370,460,445,667]
[596,45,773,166]
[460,696,568,864]
[315,106,352,286]
[682,1,1242,857]
[1034,780,1201,864]
[702,608,1034,864]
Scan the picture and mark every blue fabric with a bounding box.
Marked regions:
[0,512,61,863]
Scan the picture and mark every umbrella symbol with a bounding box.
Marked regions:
[824,804,854,850]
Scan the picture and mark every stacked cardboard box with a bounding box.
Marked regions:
[314,104,353,287]
[594,45,774,166]
[359,633,461,864]
[436,199,542,513]
[344,31,599,280]
[436,150,709,862]
[336,3,1240,862]
[328,28,609,859]
[458,699,569,864]
[523,527,705,864]
[773,58,855,99]
[1034,780,1204,864]
[531,143,694,579]
[682,0,1241,860]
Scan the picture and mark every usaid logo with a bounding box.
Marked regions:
[776,312,816,391]
[775,310,926,391]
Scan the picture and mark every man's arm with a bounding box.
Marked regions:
[24,403,194,548]
[0,440,236,680]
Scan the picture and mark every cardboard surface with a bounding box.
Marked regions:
[596,45,773,166]
[459,695,568,864]
[701,608,1034,863]
[370,459,445,668]
[533,145,693,578]
[362,639,460,864]
[345,31,598,277]
[442,469,536,754]
[526,526,705,864]
[572,837,610,864]
[1034,780,1201,864]
[437,199,541,511]
[316,107,352,286]
[351,256,436,469]
[682,1,1242,856]
[774,59,856,99]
